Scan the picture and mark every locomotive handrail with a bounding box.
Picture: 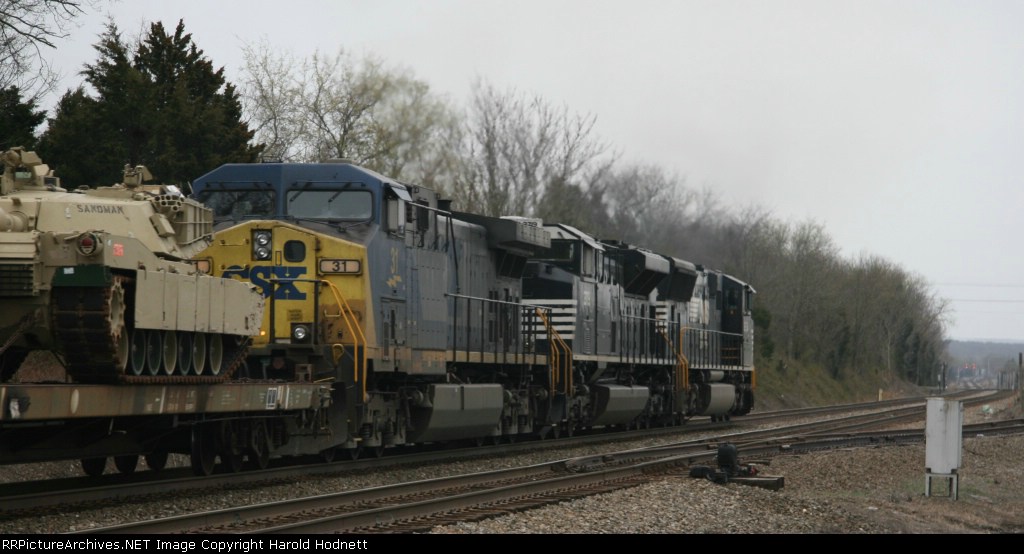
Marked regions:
[535,308,572,395]
[320,279,368,403]
[446,293,546,366]
[656,326,689,396]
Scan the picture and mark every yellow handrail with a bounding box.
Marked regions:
[535,308,573,395]
[657,326,689,396]
[320,279,368,403]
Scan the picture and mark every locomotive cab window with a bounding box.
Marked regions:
[288,190,372,220]
[199,189,276,220]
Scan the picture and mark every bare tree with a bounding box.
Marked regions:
[0,0,100,101]
[450,79,609,217]
[239,38,304,161]
[239,42,460,190]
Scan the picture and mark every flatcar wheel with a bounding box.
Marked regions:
[145,449,169,471]
[220,423,244,473]
[207,334,223,376]
[161,331,177,375]
[190,426,216,476]
[114,455,139,475]
[80,457,106,477]
[129,328,147,375]
[192,333,207,375]
[175,332,193,376]
[248,422,270,470]
[145,330,162,376]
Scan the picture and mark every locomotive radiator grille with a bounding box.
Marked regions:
[0,264,36,297]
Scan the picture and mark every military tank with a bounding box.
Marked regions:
[0,147,263,384]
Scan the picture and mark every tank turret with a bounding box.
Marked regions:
[0,147,263,384]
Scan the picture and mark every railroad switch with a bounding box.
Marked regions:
[688,443,785,491]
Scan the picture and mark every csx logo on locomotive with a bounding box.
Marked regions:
[222,265,307,300]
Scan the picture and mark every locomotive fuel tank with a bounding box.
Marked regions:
[0,148,262,384]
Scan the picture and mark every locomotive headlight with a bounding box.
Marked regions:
[252,230,272,260]
[291,323,310,343]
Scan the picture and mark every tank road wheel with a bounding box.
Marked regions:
[114,455,139,475]
[190,425,217,476]
[145,449,169,471]
[191,333,207,375]
[161,331,177,375]
[129,328,147,375]
[175,332,193,376]
[144,330,162,376]
[206,334,224,376]
[80,457,107,477]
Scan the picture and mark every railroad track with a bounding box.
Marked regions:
[67,392,1021,534]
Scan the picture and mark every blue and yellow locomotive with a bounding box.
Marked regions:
[190,159,756,461]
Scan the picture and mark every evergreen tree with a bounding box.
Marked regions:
[38,19,261,187]
[0,86,46,150]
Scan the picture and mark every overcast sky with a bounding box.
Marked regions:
[40,0,1024,343]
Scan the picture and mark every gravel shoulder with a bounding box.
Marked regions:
[431,395,1024,534]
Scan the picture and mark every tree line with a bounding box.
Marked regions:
[0,12,949,387]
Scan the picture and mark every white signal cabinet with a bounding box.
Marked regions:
[924,397,962,499]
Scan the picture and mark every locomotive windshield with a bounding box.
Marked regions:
[287,189,372,220]
[198,189,276,219]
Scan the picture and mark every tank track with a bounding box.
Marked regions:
[51,276,249,384]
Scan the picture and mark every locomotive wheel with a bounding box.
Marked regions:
[372,445,385,458]
[175,332,193,376]
[129,328,147,375]
[145,449,169,471]
[114,455,139,475]
[320,447,337,463]
[80,457,107,477]
[190,425,217,476]
[144,330,162,375]
[348,445,363,460]
[191,333,207,375]
[207,334,223,376]
[161,331,177,375]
